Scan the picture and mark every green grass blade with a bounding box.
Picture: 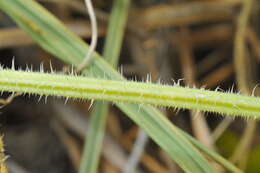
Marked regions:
[179,129,243,173]
[79,0,130,172]
[79,102,109,173]
[103,0,129,67]
[0,0,238,172]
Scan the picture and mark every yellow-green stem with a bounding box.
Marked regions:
[1,69,260,118]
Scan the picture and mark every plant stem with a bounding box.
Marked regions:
[1,69,260,118]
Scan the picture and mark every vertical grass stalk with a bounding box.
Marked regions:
[79,0,130,173]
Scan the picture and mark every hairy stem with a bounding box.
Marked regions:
[1,69,260,118]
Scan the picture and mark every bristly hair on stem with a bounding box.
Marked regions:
[0,68,260,119]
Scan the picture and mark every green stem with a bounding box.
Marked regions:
[1,69,260,118]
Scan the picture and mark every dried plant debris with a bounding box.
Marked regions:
[0,137,8,173]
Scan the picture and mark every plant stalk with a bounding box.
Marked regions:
[1,69,260,118]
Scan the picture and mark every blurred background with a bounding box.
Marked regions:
[0,0,260,172]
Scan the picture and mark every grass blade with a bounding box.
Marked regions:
[79,0,130,172]
[80,103,109,173]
